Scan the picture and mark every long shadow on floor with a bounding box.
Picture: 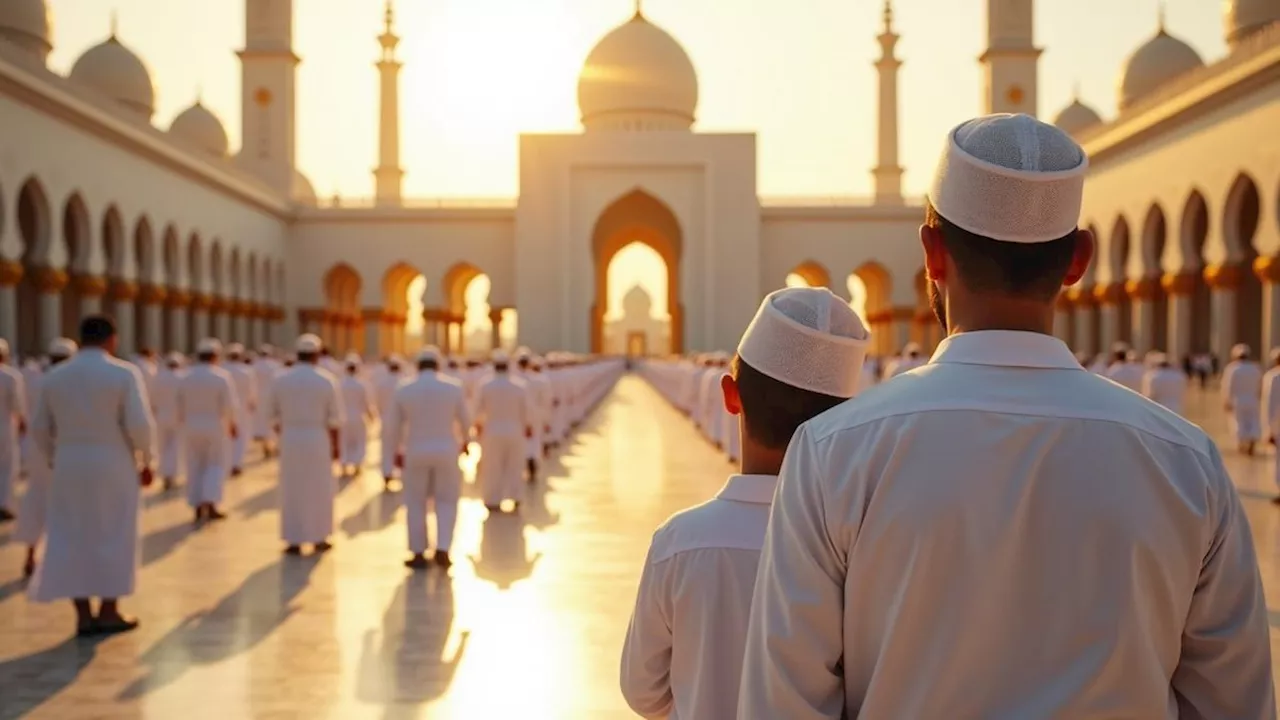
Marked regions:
[356,571,467,717]
[234,483,279,520]
[340,487,402,539]
[140,520,201,568]
[470,511,541,591]
[117,554,323,700]
[0,634,109,719]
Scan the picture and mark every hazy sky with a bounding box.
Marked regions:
[47,0,1226,202]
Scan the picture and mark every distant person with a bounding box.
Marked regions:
[473,350,532,513]
[224,343,257,476]
[1264,349,1280,504]
[620,286,868,719]
[1105,344,1144,392]
[177,339,239,522]
[375,354,408,488]
[0,338,25,522]
[15,338,75,578]
[252,345,280,459]
[338,353,376,478]
[28,316,155,636]
[1223,343,1263,455]
[152,352,185,490]
[739,114,1273,718]
[1141,351,1186,415]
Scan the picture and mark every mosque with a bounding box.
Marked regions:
[0,0,1277,362]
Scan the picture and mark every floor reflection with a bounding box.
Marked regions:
[470,512,541,591]
[0,634,108,717]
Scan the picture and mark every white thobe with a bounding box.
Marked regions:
[740,331,1274,719]
[271,365,344,544]
[1106,361,1146,393]
[1264,366,1280,444]
[340,375,376,469]
[386,372,472,553]
[252,358,279,441]
[227,363,257,468]
[374,370,406,477]
[17,362,38,470]
[699,370,724,446]
[29,350,155,601]
[475,374,532,506]
[523,372,552,459]
[152,367,184,480]
[1223,359,1263,443]
[14,366,48,545]
[177,364,238,507]
[0,363,25,512]
[621,474,775,720]
[1142,367,1187,416]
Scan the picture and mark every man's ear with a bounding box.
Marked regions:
[1062,227,1096,287]
[920,223,947,285]
[721,373,742,416]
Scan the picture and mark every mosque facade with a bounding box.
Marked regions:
[0,0,1277,361]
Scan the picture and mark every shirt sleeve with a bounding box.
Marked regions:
[14,372,27,421]
[1172,447,1275,719]
[739,424,847,720]
[619,539,675,718]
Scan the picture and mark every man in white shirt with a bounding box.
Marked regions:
[474,350,532,513]
[1106,344,1145,392]
[151,352,186,490]
[375,355,408,488]
[739,114,1273,719]
[620,287,868,720]
[339,353,377,478]
[16,338,74,578]
[1223,343,1264,455]
[0,338,25,522]
[385,346,471,569]
[224,343,257,475]
[178,339,240,522]
[1141,351,1187,416]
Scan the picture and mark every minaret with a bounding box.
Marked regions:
[872,0,903,206]
[239,0,299,197]
[980,0,1041,116]
[374,0,404,206]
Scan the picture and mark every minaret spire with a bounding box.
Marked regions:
[873,0,904,206]
[374,0,404,206]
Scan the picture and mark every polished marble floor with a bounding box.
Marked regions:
[0,375,1279,719]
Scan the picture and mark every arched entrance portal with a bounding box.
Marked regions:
[591,190,683,354]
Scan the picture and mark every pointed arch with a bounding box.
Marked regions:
[383,261,423,317]
[209,239,225,296]
[1141,204,1169,351]
[1225,173,1262,352]
[16,177,52,356]
[1110,216,1133,345]
[591,189,683,353]
[134,216,156,283]
[61,193,92,336]
[1179,190,1211,354]
[787,260,831,289]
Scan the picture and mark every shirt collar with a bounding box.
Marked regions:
[716,474,778,505]
[929,330,1082,371]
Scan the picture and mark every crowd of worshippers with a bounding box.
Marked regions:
[0,318,621,636]
[620,114,1274,718]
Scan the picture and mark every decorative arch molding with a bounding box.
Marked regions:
[1178,189,1210,272]
[1224,172,1261,261]
[323,263,362,311]
[1140,203,1168,275]
[1108,215,1132,284]
[590,189,683,354]
[788,259,831,289]
[17,176,52,267]
[62,194,92,275]
[383,261,423,316]
[442,261,484,317]
[134,216,158,284]
[852,261,892,316]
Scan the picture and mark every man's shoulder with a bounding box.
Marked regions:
[648,497,767,565]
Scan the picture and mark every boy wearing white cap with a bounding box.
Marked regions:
[339,353,377,477]
[224,343,257,475]
[152,352,186,490]
[15,338,75,578]
[0,338,25,522]
[177,339,240,522]
[385,346,472,569]
[740,114,1273,718]
[1223,343,1263,455]
[473,349,532,512]
[620,286,868,720]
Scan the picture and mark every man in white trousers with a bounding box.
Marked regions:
[15,338,75,578]
[0,338,25,522]
[474,350,532,513]
[375,355,407,488]
[177,339,240,523]
[1223,343,1263,455]
[225,343,257,475]
[152,352,185,490]
[339,353,376,478]
[386,346,471,569]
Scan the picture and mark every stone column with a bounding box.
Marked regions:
[75,274,107,318]
[138,283,166,351]
[1204,263,1241,362]
[1125,277,1158,354]
[109,280,139,355]
[33,268,68,350]
[166,290,191,354]
[190,294,211,345]
[0,260,21,343]
[1254,256,1280,355]
[212,297,231,342]
[226,300,243,345]
[1161,272,1197,363]
[1067,287,1096,357]
[363,308,384,357]
[1094,283,1123,351]
[298,308,321,338]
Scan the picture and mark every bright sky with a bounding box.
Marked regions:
[47,0,1226,201]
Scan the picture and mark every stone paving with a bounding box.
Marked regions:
[0,375,1278,718]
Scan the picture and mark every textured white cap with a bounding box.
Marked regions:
[929,113,1088,243]
[344,352,362,366]
[296,334,323,353]
[197,337,223,355]
[387,353,404,366]
[491,349,510,365]
[1232,343,1251,359]
[226,342,245,357]
[166,351,185,366]
[736,286,870,398]
[416,346,442,365]
[49,338,78,358]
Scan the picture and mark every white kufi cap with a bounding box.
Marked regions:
[929,113,1088,243]
[491,349,510,365]
[344,352,362,366]
[49,338,78,358]
[226,342,245,357]
[1232,343,1251,359]
[416,346,442,365]
[296,334,323,353]
[197,337,223,355]
[736,286,870,398]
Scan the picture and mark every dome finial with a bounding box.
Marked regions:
[384,0,395,33]
[633,0,643,19]
[195,84,203,106]
[1157,0,1166,33]
[882,0,894,33]
[109,8,119,40]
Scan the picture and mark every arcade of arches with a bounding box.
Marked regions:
[0,175,286,359]
[783,259,935,356]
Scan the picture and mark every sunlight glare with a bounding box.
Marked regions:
[848,273,868,325]
[606,242,668,321]
[405,275,427,338]
[785,273,809,288]
[463,274,493,353]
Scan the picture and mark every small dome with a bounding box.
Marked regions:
[1117,27,1204,111]
[169,101,229,157]
[622,285,654,316]
[1225,0,1280,49]
[1052,97,1103,135]
[69,35,155,122]
[293,170,317,206]
[577,12,698,132]
[0,0,52,62]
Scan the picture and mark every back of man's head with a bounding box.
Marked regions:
[79,315,117,349]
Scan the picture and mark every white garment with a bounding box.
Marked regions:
[152,367,184,480]
[522,371,552,459]
[1142,366,1187,416]
[178,364,238,507]
[0,363,25,511]
[339,375,376,469]
[621,474,776,720]
[28,349,155,602]
[375,368,406,477]
[270,364,344,545]
[475,373,531,506]
[739,331,1273,719]
[252,358,279,440]
[1106,361,1146,393]
[1264,366,1280,443]
[1223,359,1263,443]
[226,363,257,468]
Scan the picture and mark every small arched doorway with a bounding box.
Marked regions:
[1180,192,1211,354]
[1225,173,1262,353]
[591,190,682,354]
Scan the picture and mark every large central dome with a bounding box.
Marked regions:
[577,12,698,132]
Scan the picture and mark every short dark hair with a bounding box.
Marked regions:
[419,359,439,372]
[924,201,1078,301]
[731,355,846,450]
[79,315,116,346]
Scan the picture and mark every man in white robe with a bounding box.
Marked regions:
[152,352,185,489]
[739,115,1273,718]
[621,287,868,720]
[0,338,25,521]
[224,343,257,475]
[1106,345,1145,393]
[1141,351,1187,416]
[517,353,551,481]
[375,355,408,487]
[1264,349,1280,504]
[178,339,240,522]
[252,345,280,458]
[386,346,471,569]
[16,338,75,578]
[474,350,532,513]
[29,316,155,636]
[1223,342,1264,455]
[270,334,344,554]
[339,353,376,477]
